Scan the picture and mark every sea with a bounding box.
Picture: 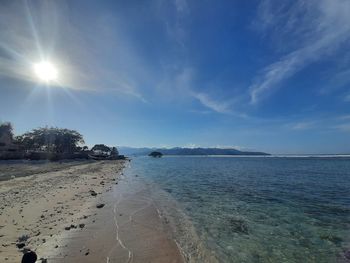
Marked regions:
[124,156,350,263]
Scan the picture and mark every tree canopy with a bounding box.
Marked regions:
[0,122,14,139]
[91,144,111,155]
[16,127,85,153]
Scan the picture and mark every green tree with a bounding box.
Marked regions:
[111,147,119,156]
[91,144,111,155]
[0,122,14,139]
[16,127,85,153]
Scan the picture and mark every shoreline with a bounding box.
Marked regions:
[0,160,184,262]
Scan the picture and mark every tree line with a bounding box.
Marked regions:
[0,122,118,157]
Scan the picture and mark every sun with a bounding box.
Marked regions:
[33,61,58,83]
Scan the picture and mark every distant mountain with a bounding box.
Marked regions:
[118,146,269,156]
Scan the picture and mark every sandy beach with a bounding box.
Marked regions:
[0,160,184,262]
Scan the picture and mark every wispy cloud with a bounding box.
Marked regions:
[337,115,350,120]
[192,92,232,114]
[175,0,189,14]
[344,93,350,102]
[290,121,316,130]
[334,123,350,132]
[183,143,198,149]
[250,0,350,104]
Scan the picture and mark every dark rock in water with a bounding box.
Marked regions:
[16,243,25,249]
[344,249,350,260]
[228,217,249,234]
[96,204,105,208]
[39,258,48,263]
[70,224,76,229]
[320,234,343,245]
[79,223,85,229]
[21,251,37,263]
[149,151,163,158]
[64,226,71,231]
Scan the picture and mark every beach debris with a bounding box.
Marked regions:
[64,226,71,231]
[89,190,97,196]
[96,203,105,208]
[21,251,37,263]
[39,258,48,263]
[79,223,85,229]
[16,242,25,249]
[18,234,30,242]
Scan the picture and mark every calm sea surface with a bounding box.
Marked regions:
[126,156,350,262]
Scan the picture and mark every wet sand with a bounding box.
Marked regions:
[0,160,184,262]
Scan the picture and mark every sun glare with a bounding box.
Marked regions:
[33,61,58,83]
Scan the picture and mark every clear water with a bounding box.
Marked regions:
[127,156,350,262]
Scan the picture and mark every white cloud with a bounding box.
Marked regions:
[192,92,232,114]
[184,143,198,149]
[290,121,316,130]
[250,0,350,104]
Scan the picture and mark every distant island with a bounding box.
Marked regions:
[149,151,163,158]
[119,147,270,156]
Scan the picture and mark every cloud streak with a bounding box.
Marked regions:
[250,0,350,104]
[192,92,232,114]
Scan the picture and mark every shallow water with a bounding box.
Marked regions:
[127,156,350,263]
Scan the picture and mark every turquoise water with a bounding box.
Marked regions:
[127,156,350,262]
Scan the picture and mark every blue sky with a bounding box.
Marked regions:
[1,0,350,154]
